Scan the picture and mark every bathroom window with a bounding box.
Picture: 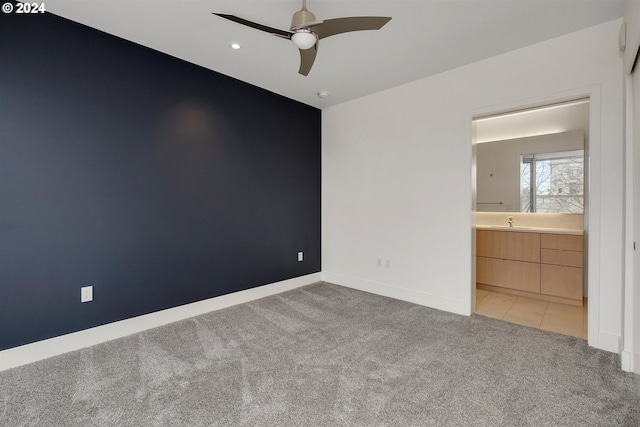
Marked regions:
[520,150,584,213]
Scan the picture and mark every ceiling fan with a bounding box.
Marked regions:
[213,0,392,76]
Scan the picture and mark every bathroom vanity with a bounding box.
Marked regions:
[476,226,584,306]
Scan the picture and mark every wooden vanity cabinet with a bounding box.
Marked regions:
[476,229,584,306]
[476,230,540,293]
[476,230,540,262]
[539,234,584,302]
[476,257,540,293]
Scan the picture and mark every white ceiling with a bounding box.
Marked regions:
[44,0,624,109]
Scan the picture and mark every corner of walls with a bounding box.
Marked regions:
[321,272,469,316]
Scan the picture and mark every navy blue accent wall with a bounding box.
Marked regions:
[0,9,321,350]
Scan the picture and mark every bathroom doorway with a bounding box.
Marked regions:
[472,98,589,340]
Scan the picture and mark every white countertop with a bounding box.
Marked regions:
[476,225,584,235]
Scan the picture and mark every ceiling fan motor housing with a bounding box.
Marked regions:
[291,8,317,30]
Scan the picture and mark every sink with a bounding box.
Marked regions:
[484,225,532,230]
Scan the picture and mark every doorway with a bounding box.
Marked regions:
[471,98,589,340]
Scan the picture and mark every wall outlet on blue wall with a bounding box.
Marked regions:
[81,286,93,303]
[298,252,303,262]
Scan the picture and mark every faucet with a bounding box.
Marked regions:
[507,216,514,227]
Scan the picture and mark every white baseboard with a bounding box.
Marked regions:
[321,271,467,316]
[622,350,633,372]
[0,273,321,372]
[594,331,622,355]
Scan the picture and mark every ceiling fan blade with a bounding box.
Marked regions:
[298,44,318,76]
[314,16,391,40]
[291,20,323,31]
[213,13,293,39]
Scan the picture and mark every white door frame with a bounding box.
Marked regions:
[467,86,601,349]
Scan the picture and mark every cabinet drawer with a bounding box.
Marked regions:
[477,230,540,262]
[540,264,583,300]
[540,234,583,251]
[540,249,583,268]
[477,257,540,293]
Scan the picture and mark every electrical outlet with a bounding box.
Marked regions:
[385,259,392,269]
[298,251,303,262]
[81,286,93,303]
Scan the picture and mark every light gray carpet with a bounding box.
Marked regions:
[1,282,639,426]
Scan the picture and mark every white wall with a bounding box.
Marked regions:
[623,0,640,374]
[634,62,640,374]
[322,19,624,353]
[476,130,584,212]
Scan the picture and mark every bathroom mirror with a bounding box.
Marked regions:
[474,99,589,214]
[476,130,584,213]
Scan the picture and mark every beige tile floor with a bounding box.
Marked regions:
[476,288,587,339]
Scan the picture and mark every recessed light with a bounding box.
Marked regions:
[230,43,241,50]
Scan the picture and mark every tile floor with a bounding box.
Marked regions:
[476,288,587,339]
